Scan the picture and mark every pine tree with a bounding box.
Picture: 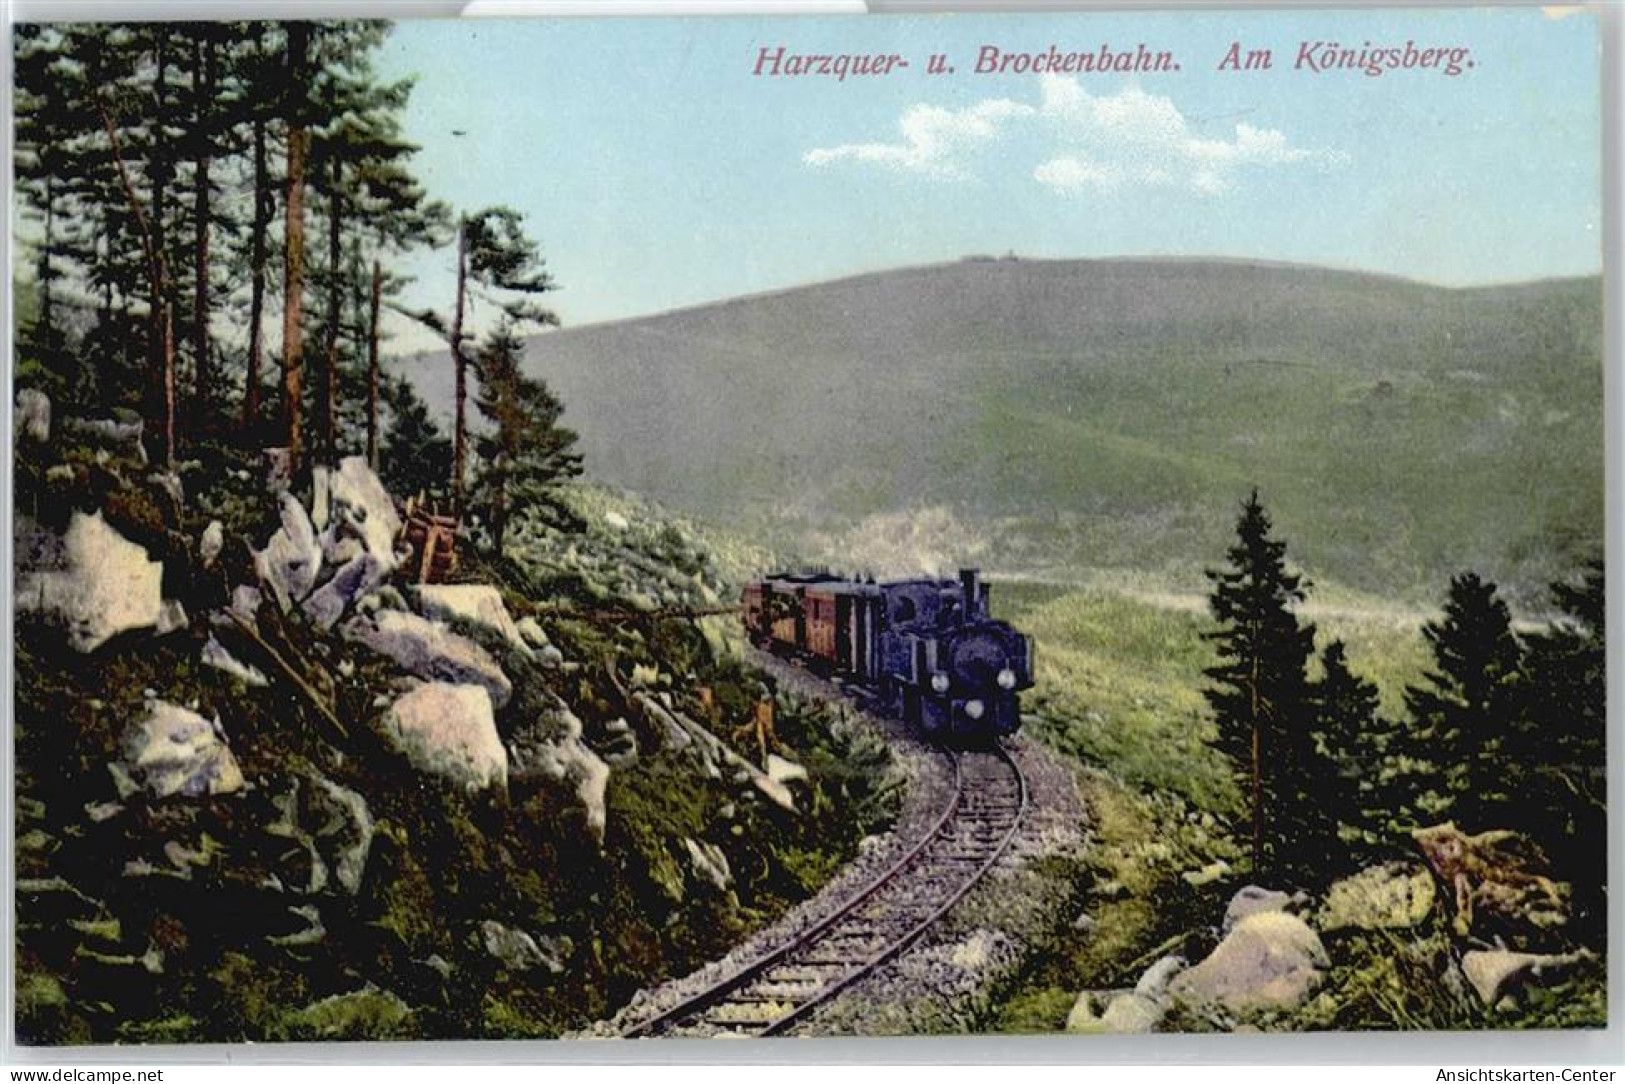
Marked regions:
[1402,572,1525,829]
[379,376,452,502]
[1204,489,1320,881]
[1517,559,1605,934]
[1311,639,1386,865]
[470,321,582,557]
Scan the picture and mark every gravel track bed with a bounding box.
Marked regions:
[585,652,1090,1039]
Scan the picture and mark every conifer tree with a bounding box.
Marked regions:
[1311,639,1385,864]
[1204,489,1319,880]
[379,375,452,502]
[470,321,582,557]
[1402,572,1525,828]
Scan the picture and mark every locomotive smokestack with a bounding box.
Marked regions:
[960,568,980,613]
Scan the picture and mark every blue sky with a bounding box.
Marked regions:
[375,6,1601,346]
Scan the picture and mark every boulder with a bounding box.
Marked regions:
[320,456,402,574]
[515,616,551,649]
[156,599,188,635]
[382,683,507,793]
[480,921,569,975]
[1412,822,1570,940]
[17,388,50,443]
[344,610,512,708]
[511,713,611,844]
[255,493,323,610]
[683,838,732,892]
[601,717,638,767]
[1461,948,1595,1007]
[121,701,244,799]
[302,554,387,631]
[268,773,375,895]
[16,511,165,652]
[1317,862,1436,932]
[1224,885,1308,932]
[412,584,530,655]
[199,520,224,567]
[1168,911,1329,1016]
[765,754,809,786]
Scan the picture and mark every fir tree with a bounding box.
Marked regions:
[379,375,452,503]
[470,321,582,557]
[1311,639,1386,865]
[1402,572,1525,828]
[1203,489,1322,881]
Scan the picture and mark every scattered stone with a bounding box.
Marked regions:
[1068,990,1163,1034]
[683,838,732,892]
[765,754,809,786]
[412,584,530,655]
[510,711,611,844]
[302,553,387,631]
[16,511,165,652]
[1461,948,1595,1006]
[155,599,188,636]
[1224,885,1308,932]
[121,701,244,799]
[480,920,568,975]
[515,616,551,649]
[17,388,50,443]
[382,683,507,792]
[603,510,629,531]
[201,633,269,687]
[1136,955,1188,999]
[1317,862,1436,932]
[344,610,512,708]
[537,644,564,669]
[229,585,263,621]
[311,466,332,531]
[600,717,638,767]
[255,493,323,610]
[199,520,224,567]
[268,904,326,948]
[1169,911,1329,1016]
[268,773,375,895]
[1412,822,1570,940]
[320,456,403,574]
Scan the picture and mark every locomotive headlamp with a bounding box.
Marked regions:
[997,667,1017,690]
[964,699,985,720]
[931,672,950,694]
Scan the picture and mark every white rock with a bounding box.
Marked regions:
[255,493,322,610]
[383,683,507,792]
[1224,884,1306,932]
[603,511,629,531]
[201,633,268,687]
[122,701,244,799]
[1169,911,1329,1015]
[156,599,188,635]
[17,388,50,443]
[1461,949,1594,1006]
[321,456,402,575]
[765,754,809,786]
[311,466,331,531]
[683,838,732,892]
[199,520,224,566]
[16,511,165,652]
[344,609,512,708]
[515,616,551,649]
[413,584,530,655]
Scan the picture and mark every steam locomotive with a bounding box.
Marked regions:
[743,568,1033,741]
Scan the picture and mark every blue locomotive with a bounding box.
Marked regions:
[743,568,1033,741]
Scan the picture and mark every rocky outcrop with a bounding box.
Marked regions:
[317,457,403,574]
[480,921,570,975]
[509,705,611,844]
[16,511,167,653]
[1316,862,1435,932]
[121,701,244,799]
[344,610,512,708]
[302,554,388,631]
[1412,822,1569,940]
[1169,910,1329,1016]
[255,493,323,611]
[412,585,530,655]
[381,683,507,793]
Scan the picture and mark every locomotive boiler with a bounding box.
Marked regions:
[743,568,1033,741]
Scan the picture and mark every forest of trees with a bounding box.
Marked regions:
[13,20,578,535]
[1203,491,1606,935]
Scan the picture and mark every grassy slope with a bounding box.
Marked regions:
[396,257,1602,601]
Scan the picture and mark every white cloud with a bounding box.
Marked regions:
[806,74,1345,196]
[803,98,1033,178]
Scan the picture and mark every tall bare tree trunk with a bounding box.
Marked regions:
[244,118,269,429]
[191,32,213,427]
[152,31,176,466]
[280,23,310,471]
[451,219,468,508]
[321,158,342,464]
[367,258,382,469]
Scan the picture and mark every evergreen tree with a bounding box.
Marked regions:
[1204,490,1322,881]
[1517,559,1605,934]
[379,375,452,502]
[1402,572,1525,828]
[1311,639,1386,864]
[470,321,583,557]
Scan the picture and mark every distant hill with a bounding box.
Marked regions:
[394,257,1603,599]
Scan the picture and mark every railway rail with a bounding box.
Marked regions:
[620,742,1028,1038]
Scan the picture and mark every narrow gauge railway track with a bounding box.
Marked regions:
[621,744,1028,1038]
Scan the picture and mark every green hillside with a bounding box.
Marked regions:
[395,257,1602,600]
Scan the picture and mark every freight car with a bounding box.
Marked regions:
[743,568,1033,742]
